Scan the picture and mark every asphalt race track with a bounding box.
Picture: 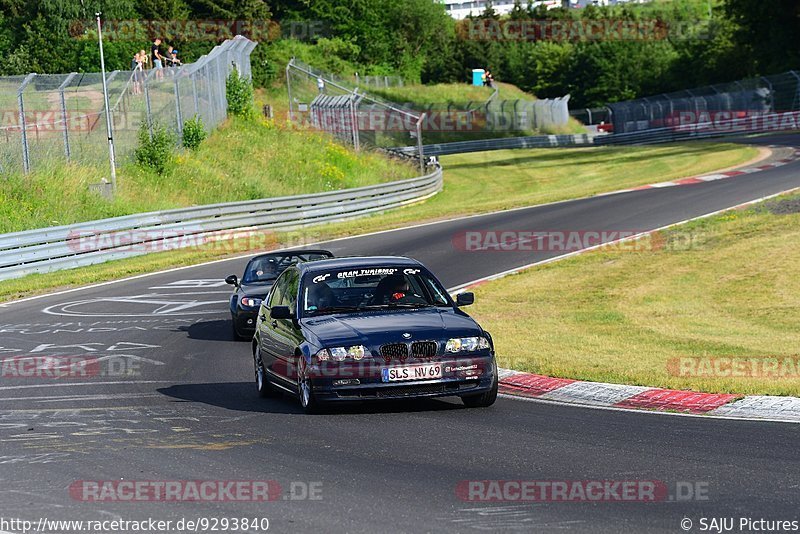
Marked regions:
[1,137,800,533]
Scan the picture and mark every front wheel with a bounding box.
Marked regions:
[461,362,498,408]
[297,357,318,414]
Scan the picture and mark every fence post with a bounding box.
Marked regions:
[143,69,154,140]
[416,114,425,174]
[204,64,215,126]
[191,74,200,117]
[350,92,361,151]
[174,76,184,136]
[17,73,36,174]
[216,56,226,119]
[58,72,77,161]
[286,59,294,116]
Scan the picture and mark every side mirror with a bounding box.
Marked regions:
[270,306,294,320]
[456,292,474,307]
[225,274,239,287]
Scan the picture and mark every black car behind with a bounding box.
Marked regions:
[225,249,334,340]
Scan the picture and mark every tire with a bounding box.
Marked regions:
[254,345,280,398]
[297,356,318,414]
[461,361,498,408]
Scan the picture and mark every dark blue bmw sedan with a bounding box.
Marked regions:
[252,256,498,413]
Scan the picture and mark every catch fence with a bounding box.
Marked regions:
[0,36,256,176]
[286,59,426,172]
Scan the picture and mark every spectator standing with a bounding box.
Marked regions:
[130,51,143,94]
[168,48,182,68]
[151,38,164,79]
[317,77,325,93]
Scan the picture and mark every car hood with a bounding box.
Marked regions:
[239,282,273,299]
[300,308,482,347]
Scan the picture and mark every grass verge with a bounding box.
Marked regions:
[0,116,416,233]
[467,193,800,397]
[0,141,758,303]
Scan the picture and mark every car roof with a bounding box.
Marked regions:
[297,256,421,273]
[247,249,333,263]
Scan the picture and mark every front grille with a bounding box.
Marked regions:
[376,384,445,398]
[411,341,438,358]
[380,343,409,363]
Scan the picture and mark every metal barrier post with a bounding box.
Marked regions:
[350,92,362,151]
[143,70,154,140]
[58,72,77,161]
[216,57,225,118]
[191,75,200,117]
[174,77,184,136]
[17,73,36,174]
[287,59,294,115]
[416,114,425,174]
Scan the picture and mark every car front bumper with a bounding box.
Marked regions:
[233,309,259,335]
[307,355,496,402]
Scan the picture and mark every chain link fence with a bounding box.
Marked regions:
[0,35,256,176]
[286,59,426,172]
[608,71,800,135]
[354,74,405,88]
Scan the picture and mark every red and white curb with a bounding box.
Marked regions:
[596,146,800,196]
[496,369,800,423]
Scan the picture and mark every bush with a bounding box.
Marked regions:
[182,115,207,151]
[134,122,175,175]
[226,69,255,119]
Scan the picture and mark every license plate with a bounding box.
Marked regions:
[382,363,442,383]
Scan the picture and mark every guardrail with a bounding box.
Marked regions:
[0,165,442,281]
[391,133,595,157]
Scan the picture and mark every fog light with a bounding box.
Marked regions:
[247,319,254,325]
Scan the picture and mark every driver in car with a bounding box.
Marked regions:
[308,281,338,310]
[372,275,427,305]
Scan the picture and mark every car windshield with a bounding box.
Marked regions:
[301,266,450,315]
[242,252,332,284]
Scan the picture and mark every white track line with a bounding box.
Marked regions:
[498,394,800,425]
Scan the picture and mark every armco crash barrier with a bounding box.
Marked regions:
[390,133,595,157]
[0,165,442,281]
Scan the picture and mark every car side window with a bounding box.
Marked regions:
[268,273,287,308]
[285,270,300,313]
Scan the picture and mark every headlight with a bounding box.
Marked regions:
[446,337,490,353]
[241,297,262,308]
[314,346,368,363]
[330,347,347,362]
[348,345,366,361]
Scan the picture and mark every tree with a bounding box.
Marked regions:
[509,0,527,21]
[136,0,190,19]
[480,1,499,20]
[724,0,800,74]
